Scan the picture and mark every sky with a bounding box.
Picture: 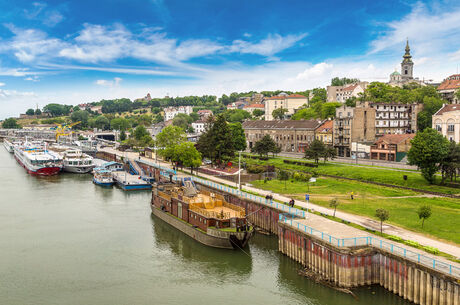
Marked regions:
[1,0,460,119]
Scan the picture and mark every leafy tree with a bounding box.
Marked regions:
[70,110,89,127]
[345,97,357,107]
[251,135,278,157]
[137,114,152,126]
[119,130,127,142]
[139,134,154,147]
[110,117,130,131]
[323,146,337,163]
[455,90,460,102]
[94,116,110,130]
[292,107,318,120]
[172,113,192,130]
[35,109,42,115]
[277,169,290,190]
[189,112,199,122]
[176,142,202,174]
[417,96,443,131]
[156,125,187,161]
[152,113,163,124]
[272,108,288,120]
[223,109,252,123]
[329,198,339,217]
[320,102,341,119]
[252,109,265,117]
[43,103,72,116]
[2,118,21,129]
[304,139,325,164]
[375,208,389,235]
[408,128,450,183]
[196,115,234,163]
[417,205,432,228]
[310,88,327,104]
[229,122,247,151]
[331,77,360,86]
[439,141,460,183]
[133,125,150,141]
[26,108,35,115]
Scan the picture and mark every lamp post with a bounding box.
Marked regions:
[238,150,242,190]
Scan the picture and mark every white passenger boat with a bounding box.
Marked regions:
[61,149,95,173]
[13,141,63,176]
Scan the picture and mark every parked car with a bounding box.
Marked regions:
[203,159,212,165]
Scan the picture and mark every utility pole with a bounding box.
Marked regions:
[238,150,242,190]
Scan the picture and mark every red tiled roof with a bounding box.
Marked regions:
[243,104,264,108]
[437,74,460,90]
[287,94,307,98]
[374,134,415,145]
[315,120,333,133]
[343,84,359,91]
[264,94,307,100]
[434,104,460,115]
[242,119,322,130]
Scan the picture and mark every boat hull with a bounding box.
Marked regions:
[14,154,61,176]
[63,165,94,174]
[151,205,253,250]
[93,178,114,187]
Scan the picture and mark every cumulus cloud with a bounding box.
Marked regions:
[296,62,333,80]
[230,33,307,57]
[95,77,122,87]
[0,82,5,87]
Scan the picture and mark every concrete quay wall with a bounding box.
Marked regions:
[279,223,460,305]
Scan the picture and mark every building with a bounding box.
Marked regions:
[197,110,213,120]
[388,40,426,87]
[326,82,368,103]
[333,105,354,157]
[164,106,193,121]
[315,120,333,146]
[90,106,103,114]
[251,93,264,104]
[243,104,265,115]
[242,120,323,153]
[191,120,206,134]
[432,104,460,142]
[22,124,56,131]
[437,74,460,104]
[227,101,247,110]
[370,134,415,162]
[264,93,308,120]
[372,103,422,136]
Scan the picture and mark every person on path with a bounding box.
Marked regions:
[350,191,354,200]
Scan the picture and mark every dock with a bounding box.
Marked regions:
[112,171,152,191]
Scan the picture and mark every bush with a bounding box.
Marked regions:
[404,240,420,248]
[387,235,403,242]
[422,246,440,255]
[293,172,312,182]
[247,164,266,174]
[310,169,319,178]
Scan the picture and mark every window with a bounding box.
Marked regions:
[436,125,442,132]
[405,69,408,75]
[448,125,454,132]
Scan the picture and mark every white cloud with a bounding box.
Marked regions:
[295,62,333,80]
[95,77,122,87]
[0,88,35,99]
[230,33,307,57]
[0,82,5,87]
[25,75,40,82]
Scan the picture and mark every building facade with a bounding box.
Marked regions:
[326,82,368,103]
[333,105,354,157]
[437,74,460,104]
[372,103,421,136]
[242,120,322,153]
[264,93,308,120]
[243,104,265,115]
[315,119,333,146]
[164,106,193,121]
[388,40,425,87]
[432,104,460,142]
[370,134,415,162]
[191,120,206,134]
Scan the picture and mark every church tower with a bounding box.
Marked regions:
[401,39,413,80]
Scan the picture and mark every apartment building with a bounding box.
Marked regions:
[315,120,333,146]
[437,74,460,104]
[333,105,354,157]
[432,104,460,142]
[326,82,368,103]
[370,134,415,162]
[242,120,322,153]
[264,93,308,120]
[164,106,193,121]
[372,103,422,136]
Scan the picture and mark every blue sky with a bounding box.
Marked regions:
[1,0,460,118]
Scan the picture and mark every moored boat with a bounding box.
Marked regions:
[13,141,63,176]
[93,169,114,187]
[151,179,253,250]
[61,149,95,173]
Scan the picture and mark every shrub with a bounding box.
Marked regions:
[387,235,403,242]
[404,240,420,248]
[311,169,319,177]
[247,164,266,174]
[422,246,439,255]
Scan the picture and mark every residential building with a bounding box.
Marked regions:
[264,93,308,120]
[90,106,102,114]
[333,105,354,157]
[197,110,213,120]
[372,103,422,136]
[388,39,426,87]
[370,134,415,162]
[351,102,376,144]
[251,93,264,104]
[227,101,246,110]
[315,119,333,146]
[242,120,323,153]
[191,120,206,134]
[326,82,368,103]
[243,103,265,115]
[437,74,460,104]
[432,104,460,142]
[163,106,193,121]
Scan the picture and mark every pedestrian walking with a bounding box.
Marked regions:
[350,191,354,200]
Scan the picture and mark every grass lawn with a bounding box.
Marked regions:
[251,178,460,244]
[242,156,460,195]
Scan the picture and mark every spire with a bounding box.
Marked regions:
[402,39,413,64]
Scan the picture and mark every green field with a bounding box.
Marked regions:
[242,156,460,195]
[251,178,460,244]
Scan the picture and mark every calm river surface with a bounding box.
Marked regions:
[0,147,411,305]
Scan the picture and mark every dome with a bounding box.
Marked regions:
[391,71,400,76]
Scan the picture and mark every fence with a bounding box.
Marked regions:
[279,215,460,278]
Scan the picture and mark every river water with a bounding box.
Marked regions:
[0,147,411,305]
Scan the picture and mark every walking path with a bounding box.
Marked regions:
[99,147,460,260]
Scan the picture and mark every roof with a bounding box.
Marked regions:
[434,104,460,116]
[264,94,307,100]
[343,84,359,91]
[391,71,401,76]
[243,104,264,109]
[242,119,322,130]
[437,74,460,90]
[315,120,334,133]
[374,134,415,145]
[197,109,212,113]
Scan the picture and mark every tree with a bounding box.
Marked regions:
[43,103,72,116]
[70,110,89,127]
[278,169,290,190]
[375,208,389,235]
[2,118,21,129]
[329,198,339,217]
[439,141,460,183]
[272,108,288,120]
[320,102,341,119]
[196,115,235,163]
[251,135,278,157]
[110,117,130,131]
[94,116,110,130]
[35,109,42,115]
[133,125,150,141]
[253,109,265,117]
[176,142,202,174]
[223,109,252,123]
[304,139,326,164]
[455,89,460,102]
[323,146,337,163]
[137,114,152,126]
[156,126,187,161]
[172,113,192,131]
[119,130,127,142]
[26,108,35,115]
[291,108,318,120]
[331,77,360,86]
[229,122,247,151]
[417,96,443,131]
[417,205,432,228]
[407,128,450,184]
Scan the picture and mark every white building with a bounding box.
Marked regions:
[164,106,193,121]
[191,120,206,134]
[433,104,460,142]
[264,93,308,120]
[326,82,368,103]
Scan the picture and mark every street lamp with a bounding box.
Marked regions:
[238,150,242,190]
